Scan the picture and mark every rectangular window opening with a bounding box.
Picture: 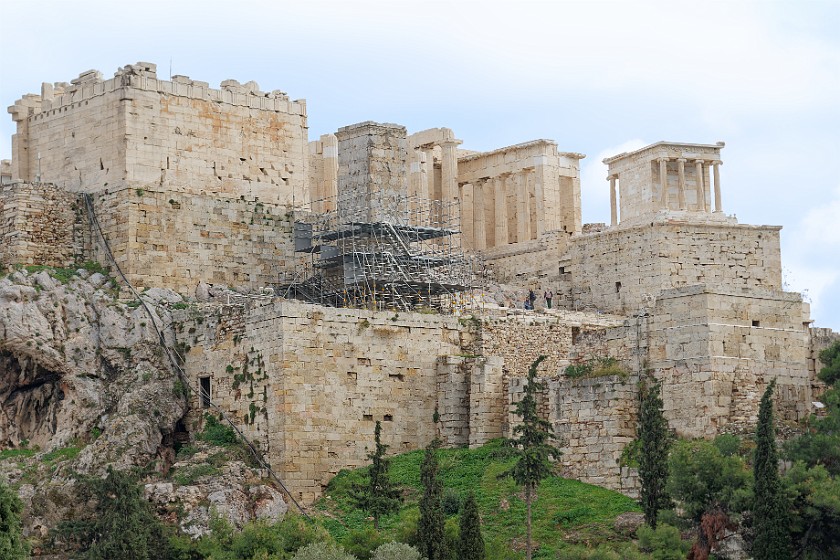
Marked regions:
[199,376,211,408]
[615,281,622,293]
[384,414,393,422]
[752,320,760,327]
[363,414,373,421]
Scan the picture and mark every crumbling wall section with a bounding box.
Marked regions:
[0,182,82,268]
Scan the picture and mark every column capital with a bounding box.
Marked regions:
[712,160,722,166]
[657,157,669,163]
[440,139,463,148]
[676,157,687,163]
[607,173,619,181]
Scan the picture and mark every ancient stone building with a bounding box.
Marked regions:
[2,63,837,503]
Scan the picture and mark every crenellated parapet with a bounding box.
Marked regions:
[6,62,309,206]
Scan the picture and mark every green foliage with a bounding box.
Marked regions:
[342,527,385,560]
[752,380,792,559]
[783,462,840,559]
[351,421,401,530]
[320,439,639,557]
[667,439,751,521]
[53,467,173,559]
[172,463,220,485]
[817,341,840,385]
[637,378,671,529]
[441,488,460,516]
[712,433,741,457]
[786,342,840,476]
[198,413,239,446]
[418,440,447,560]
[372,541,422,560]
[458,492,485,560]
[293,541,356,560]
[42,444,82,465]
[507,356,560,560]
[636,523,690,559]
[0,480,29,559]
[564,357,626,380]
[0,447,37,461]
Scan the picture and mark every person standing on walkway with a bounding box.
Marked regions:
[544,290,553,309]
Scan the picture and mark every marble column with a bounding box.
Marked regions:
[713,161,722,212]
[609,174,618,226]
[694,160,705,212]
[473,179,487,251]
[658,158,669,209]
[516,172,529,242]
[422,148,435,200]
[494,175,509,247]
[440,140,459,204]
[529,166,545,237]
[460,182,474,251]
[677,158,687,210]
[322,133,338,211]
[702,162,712,213]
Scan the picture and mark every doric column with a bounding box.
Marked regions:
[494,175,509,247]
[609,174,618,226]
[658,158,669,209]
[515,172,529,242]
[694,160,705,212]
[460,182,474,251]
[440,140,460,204]
[422,148,435,200]
[713,161,722,212]
[529,166,545,237]
[702,161,712,213]
[677,158,687,210]
[473,179,487,251]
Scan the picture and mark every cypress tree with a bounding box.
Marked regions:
[752,379,791,560]
[458,491,485,560]
[352,420,401,530]
[508,355,560,560]
[418,439,447,560]
[638,377,671,529]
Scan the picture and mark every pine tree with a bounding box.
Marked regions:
[352,420,401,530]
[638,377,671,529]
[752,379,791,560]
[418,439,447,560]
[458,491,485,560]
[508,355,560,560]
[0,480,29,560]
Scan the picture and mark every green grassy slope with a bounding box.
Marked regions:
[314,440,641,558]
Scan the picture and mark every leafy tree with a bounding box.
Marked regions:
[783,462,840,559]
[667,439,751,521]
[458,492,485,560]
[786,341,840,475]
[752,379,791,560]
[372,541,423,560]
[293,541,356,560]
[54,467,173,560]
[0,480,29,560]
[507,355,560,560]
[352,421,401,530]
[637,378,671,528]
[418,439,447,560]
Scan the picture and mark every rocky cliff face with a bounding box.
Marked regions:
[0,267,187,471]
[0,266,287,544]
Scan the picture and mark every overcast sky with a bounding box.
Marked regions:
[1,0,838,329]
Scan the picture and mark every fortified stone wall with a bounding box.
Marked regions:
[87,187,298,294]
[179,301,462,504]
[8,63,309,206]
[482,230,572,287]
[0,182,82,268]
[568,221,783,314]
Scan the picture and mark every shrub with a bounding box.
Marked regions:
[342,527,386,560]
[293,541,357,560]
[0,480,29,559]
[372,542,423,560]
[442,488,461,516]
[197,413,239,446]
[637,523,690,560]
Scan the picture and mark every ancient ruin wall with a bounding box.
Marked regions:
[569,221,783,314]
[180,301,462,504]
[8,64,309,206]
[0,182,82,268]
[88,187,298,294]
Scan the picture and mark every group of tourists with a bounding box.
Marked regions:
[523,289,553,310]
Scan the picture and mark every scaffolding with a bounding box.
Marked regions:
[280,193,471,311]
